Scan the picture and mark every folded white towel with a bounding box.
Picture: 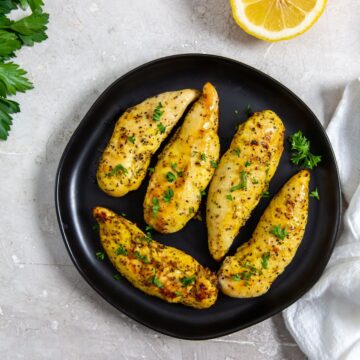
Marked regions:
[283,78,360,360]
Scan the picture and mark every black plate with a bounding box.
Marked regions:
[55,54,341,340]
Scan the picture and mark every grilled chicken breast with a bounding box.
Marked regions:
[93,207,218,309]
[97,89,200,197]
[218,170,310,298]
[144,83,220,233]
[207,110,285,261]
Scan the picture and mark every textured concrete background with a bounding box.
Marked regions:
[0,1,359,359]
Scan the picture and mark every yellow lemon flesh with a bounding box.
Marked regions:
[230,0,327,41]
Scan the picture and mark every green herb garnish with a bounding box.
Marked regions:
[230,171,247,192]
[201,152,206,161]
[233,148,241,157]
[95,251,105,261]
[252,178,259,184]
[113,274,121,280]
[115,245,128,256]
[261,252,270,269]
[127,135,135,143]
[245,104,253,117]
[171,163,183,177]
[148,167,155,174]
[106,164,128,177]
[270,225,288,240]
[157,122,166,133]
[0,2,49,140]
[166,171,176,182]
[152,197,160,218]
[163,188,174,203]
[310,188,320,200]
[135,251,150,264]
[289,131,321,169]
[180,276,196,286]
[152,272,163,288]
[226,194,233,201]
[152,102,164,122]
[188,207,195,214]
[200,190,206,197]
[210,160,218,169]
[245,160,252,167]
[261,190,270,198]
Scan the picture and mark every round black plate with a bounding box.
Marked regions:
[55,54,341,340]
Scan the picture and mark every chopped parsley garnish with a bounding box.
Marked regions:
[92,223,99,233]
[261,189,270,198]
[252,178,259,184]
[245,104,253,117]
[174,291,182,296]
[261,252,270,269]
[201,152,207,161]
[135,251,150,264]
[245,160,252,167]
[226,194,233,201]
[232,261,259,284]
[148,167,155,174]
[152,197,160,218]
[95,251,105,261]
[121,212,126,217]
[115,245,127,256]
[152,102,164,122]
[230,171,247,192]
[200,190,206,197]
[188,207,195,214]
[113,274,122,280]
[289,131,321,169]
[180,276,196,286]
[157,122,166,133]
[166,171,176,182]
[210,160,218,169]
[152,272,163,288]
[233,148,241,157]
[171,163,183,177]
[127,135,135,143]
[270,225,288,240]
[310,188,320,200]
[106,163,128,177]
[163,188,174,203]
[194,213,202,221]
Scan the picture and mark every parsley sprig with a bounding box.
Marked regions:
[289,131,321,169]
[0,1,49,140]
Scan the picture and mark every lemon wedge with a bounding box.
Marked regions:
[230,0,327,41]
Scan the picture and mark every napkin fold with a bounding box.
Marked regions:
[283,78,360,360]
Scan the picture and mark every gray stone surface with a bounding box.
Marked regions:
[0,0,359,359]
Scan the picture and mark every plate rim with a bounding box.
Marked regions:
[55,53,342,340]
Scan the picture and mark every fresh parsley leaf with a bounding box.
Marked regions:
[226,194,233,201]
[145,225,153,233]
[152,102,164,122]
[115,245,127,256]
[163,188,174,203]
[194,212,202,221]
[113,274,121,281]
[245,160,252,167]
[261,189,270,198]
[210,160,218,169]
[201,152,206,161]
[166,171,176,182]
[188,207,194,214]
[270,225,288,240]
[245,104,253,117]
[200,190,206,197]
[0,30,21,58]
[135,251,150,264]
[148,167,155,174]
[252,178,259,184]
[180,276,196,287]
[106,163,128,177]
[152,197,160,217]
[261,252,270,269]
[230,170,247,192]
[127,135,135,143]
[152,272,163,288]
[310,188,320,200]
[95,251,105,261]
[0,97,19,140]
[289,131,321,169]
[0,62,33,96]
[0,1,18,14]
[157,122,166,133]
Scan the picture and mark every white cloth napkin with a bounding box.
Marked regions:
[283,78,360,360]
